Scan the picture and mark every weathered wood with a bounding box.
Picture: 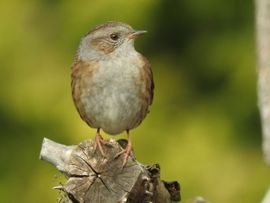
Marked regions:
[256,0,270,202]
[262,188,270,203]
[256,0,270,165]
[40,138,180,203]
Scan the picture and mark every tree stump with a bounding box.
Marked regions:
[40,138,181,203]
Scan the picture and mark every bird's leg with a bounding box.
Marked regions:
[115,130,132,167]
[94,128,105,156]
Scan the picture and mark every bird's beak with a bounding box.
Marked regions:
[128,30,147,40]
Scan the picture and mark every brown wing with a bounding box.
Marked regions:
[140,54,154,107]
[131,54,154,129]
[71,58,98,127]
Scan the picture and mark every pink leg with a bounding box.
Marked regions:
[115,130,132,167]
[94,128,105,156]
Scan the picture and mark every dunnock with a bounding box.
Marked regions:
[71,22,154,165]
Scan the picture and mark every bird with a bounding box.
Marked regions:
[71,21,154,165]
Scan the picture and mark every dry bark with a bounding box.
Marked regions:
[40,138,180,203]
[256,0,270,165]
[256,0,270,202]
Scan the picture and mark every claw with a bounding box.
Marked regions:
[115,130,132,168]
[94,128,105,156]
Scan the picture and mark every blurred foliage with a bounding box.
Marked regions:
[0,0,268,202]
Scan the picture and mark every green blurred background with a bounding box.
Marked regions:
[0,0,268,202]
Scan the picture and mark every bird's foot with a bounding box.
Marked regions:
[114,142,132,168]
[94,133,107,156]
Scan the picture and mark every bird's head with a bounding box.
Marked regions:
[78,22,147,60]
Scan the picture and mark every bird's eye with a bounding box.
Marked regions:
[110,33,119,41]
